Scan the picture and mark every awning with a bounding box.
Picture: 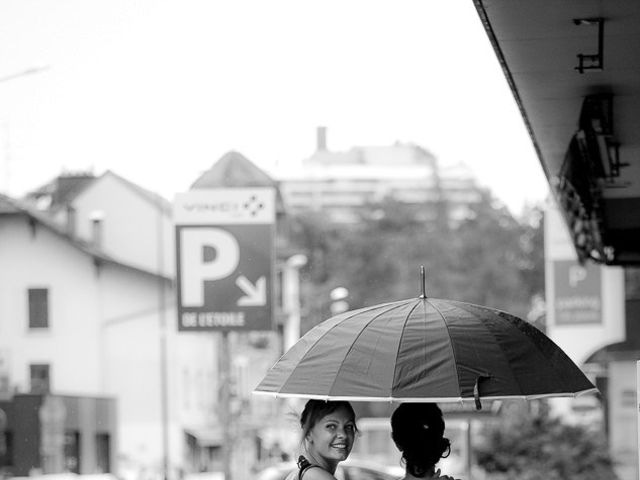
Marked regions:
[473,0,640,266]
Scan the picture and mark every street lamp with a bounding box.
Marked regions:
[282,254,308,351]
[330,286,350,315]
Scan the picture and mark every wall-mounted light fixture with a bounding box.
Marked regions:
[573,17,604,73]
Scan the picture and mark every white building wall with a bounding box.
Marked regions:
[95,263,218,474]
[70,172,174,277]
[0,216,102,394]
[0,210,218,477]
[545,199,625,365]
[544,198,634,480]
[175,332,218,428]
[99,268,218,475]
[98,261,169,463]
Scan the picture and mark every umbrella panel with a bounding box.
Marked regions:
[254,297,597,403]
[389,301,462,398]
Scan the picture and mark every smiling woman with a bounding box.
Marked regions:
[286,400,359,480]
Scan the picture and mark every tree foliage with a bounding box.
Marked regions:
[286,190,545,333]
[474,402,616,480]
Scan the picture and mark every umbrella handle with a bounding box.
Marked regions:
[474,375,491,410]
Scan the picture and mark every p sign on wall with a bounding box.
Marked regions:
[174,188,275,331]
[553,259,602,325]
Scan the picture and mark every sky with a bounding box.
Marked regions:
[0,0,550,215]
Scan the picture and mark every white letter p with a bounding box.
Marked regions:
[180,228,239,307]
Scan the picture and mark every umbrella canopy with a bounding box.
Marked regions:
[254,296,597,408]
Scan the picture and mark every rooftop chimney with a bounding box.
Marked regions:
[65,205,76,237]
[89,210,105,248]
[317,126,327,152]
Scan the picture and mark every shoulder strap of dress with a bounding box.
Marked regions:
[297,456,320,480]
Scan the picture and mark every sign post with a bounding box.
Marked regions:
[174,187,275,480]
[220,330,231,480]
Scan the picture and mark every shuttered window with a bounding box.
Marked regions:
[28,288,49,329]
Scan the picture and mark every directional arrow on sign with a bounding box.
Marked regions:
[236,275,266,306]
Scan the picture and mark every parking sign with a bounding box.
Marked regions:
[553,259,601,325]
[174,188,275,331]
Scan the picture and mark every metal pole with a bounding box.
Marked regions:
[282,255,307,416]
[220,331,232,480]
[636,361,640,478]
[283,254,307,351]
[158,204,170,480]
[466,419,473,480]
[159,315,169,480]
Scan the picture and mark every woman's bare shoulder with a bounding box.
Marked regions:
[300,467,337,480]
[433,469,461,480]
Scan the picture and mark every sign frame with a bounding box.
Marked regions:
[174,188,275,332]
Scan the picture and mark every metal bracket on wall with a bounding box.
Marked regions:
[573,17,604,73]
[605,141,630,180]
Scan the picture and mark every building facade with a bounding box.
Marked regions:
[272,128,481,223]
[0,394,117,476]
[0,172,219,480]
[544,200,635,480]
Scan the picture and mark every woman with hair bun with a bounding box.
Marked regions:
[391,403,458,480]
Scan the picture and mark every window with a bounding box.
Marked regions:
[28,288,49,329]
[96,433,111,473]
[0,430,13,467]
[30,364,51,393]
[0,349,10,395]
[64,430,81,473]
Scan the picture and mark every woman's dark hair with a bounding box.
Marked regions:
[391,403,451,477]
[300,399,357,439]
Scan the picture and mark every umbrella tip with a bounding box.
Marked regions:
[419,265,427,298]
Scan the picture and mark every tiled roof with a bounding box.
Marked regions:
[104,170,172,214]
[191,151,286,214]
[0,194,21,214]
[24,170,172,216]
[191,151,278,188]
[25,173,96,209]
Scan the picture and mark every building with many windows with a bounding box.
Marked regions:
[272,127,481,223]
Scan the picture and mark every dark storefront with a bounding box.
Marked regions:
[0,393,117,477]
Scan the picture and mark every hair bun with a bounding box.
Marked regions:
[391,403,451,476]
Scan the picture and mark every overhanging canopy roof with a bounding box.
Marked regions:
[474,0,640,265]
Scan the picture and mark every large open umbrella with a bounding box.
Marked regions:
[254,286,596,409]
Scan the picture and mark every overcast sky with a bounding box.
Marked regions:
[0,0,549,214]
